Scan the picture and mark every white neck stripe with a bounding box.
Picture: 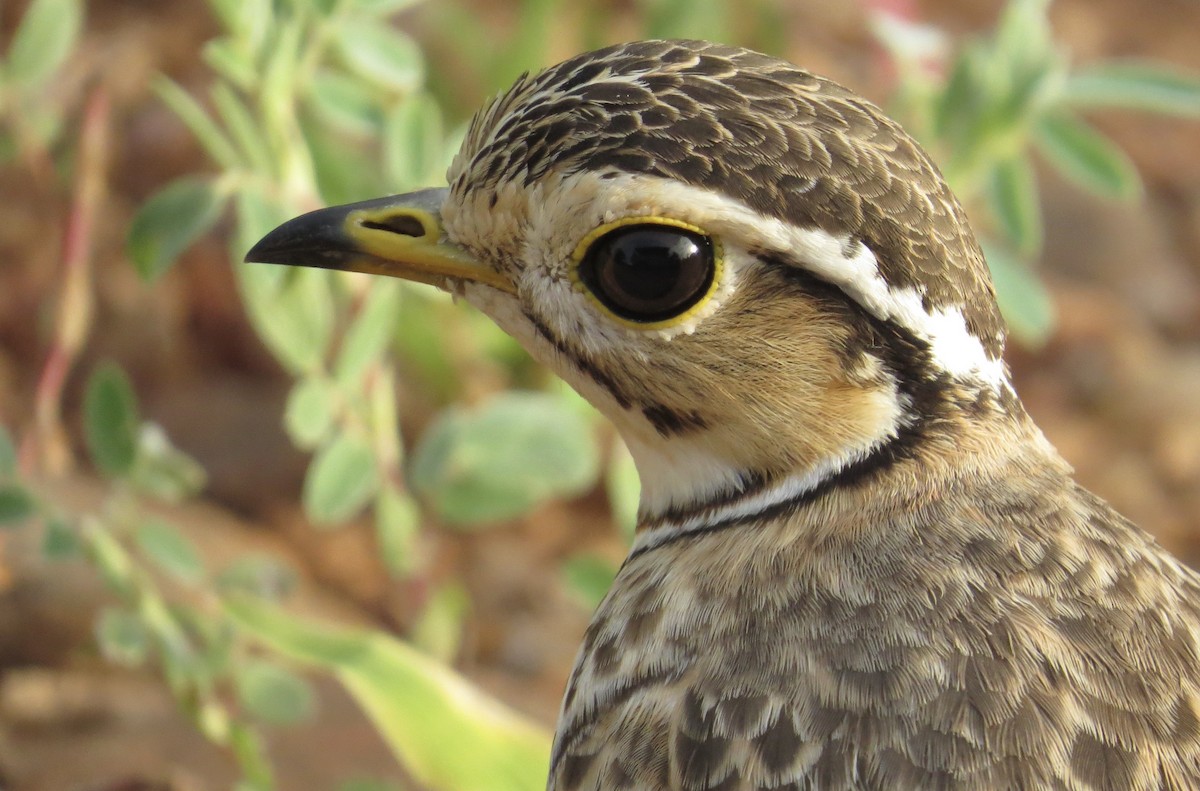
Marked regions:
[631,433,890,555]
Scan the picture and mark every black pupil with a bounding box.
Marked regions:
[579,225,714,322]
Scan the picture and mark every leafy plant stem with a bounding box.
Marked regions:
[21,88,110,476]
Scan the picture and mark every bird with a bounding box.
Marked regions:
[246,39,1200,791]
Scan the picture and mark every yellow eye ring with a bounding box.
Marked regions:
[569,217,725,331]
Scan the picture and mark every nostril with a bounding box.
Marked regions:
[362,214,426,237]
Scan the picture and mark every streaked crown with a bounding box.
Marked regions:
[448,39,1006,366]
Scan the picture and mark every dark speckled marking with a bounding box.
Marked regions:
[453,40,1006,360]
[642,403,709,437]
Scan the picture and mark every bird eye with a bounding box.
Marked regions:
[576,224,717,324]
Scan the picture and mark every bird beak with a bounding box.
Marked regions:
[243,187,514,294]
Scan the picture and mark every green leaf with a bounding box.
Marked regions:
[84,524,136,596]
[409,582,468,663]
[211,83,275,175]
[983,240,1055,346]
[228,721,275,790]
[83,362,140,478]
[42,516,80,559]
[643,0,725,43]
[259,16,305,138]
[131,424,208,502]
[561,553,617,611]
[96,607,150,667]
[127,177,225,282]
[0,425,17,478]
[197,700,232,743]
[605,442,640,540]
[226,597,552,791]
[154,78,241,169]
[335,281,401,386]
[376,485,420,577]
[135,594,198,687]
[216,554,297,600]
[237,265,335,374]
[285,377,337,450]
[309,0,340,16]
[202,38,258,92]
[1063,61,1200,117]
[994,0,1053,74]
[410,392,601,526]
[232,186,291,267]
[135,519,205,584]
[338,779,404,791]
[0,485,35,525]
[384,92,445,188]
[1034,113,1141,200]
[303,434,378,525]
[209,0,272,50]
[393,292,461,400]
[307,69,382,136]
[356,0,424,15]
[934,43,988,142]
[302,114,386,206]
[234,658,316,726]
[334,20,424,93]
[988,157,1042,255]
[5,0,82,88]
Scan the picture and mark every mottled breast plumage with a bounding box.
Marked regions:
[245,36,1200,791]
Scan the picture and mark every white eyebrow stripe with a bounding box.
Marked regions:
[591,172,1011,390]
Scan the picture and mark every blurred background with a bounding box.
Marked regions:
[0,0,1198,788]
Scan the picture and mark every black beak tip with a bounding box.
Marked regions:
[243,238,272,265]
[242,221,299,265]
[241,203,360,268]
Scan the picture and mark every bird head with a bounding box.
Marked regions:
[247,40,1020,538]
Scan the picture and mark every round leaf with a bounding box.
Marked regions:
[334,20,423,92]
[376,486,420,577]
[131,424,208,501]
[237,265,335,375]
[410,392,600,526]
[83,362,140,478]
[983,240,1055,346]
[216,554,297,600]
[335,280,401,386]
[128,177,224,282]
[307,69,381,136]
[303,434,378,525]
[0,485,35,525]
[285,377,337,449]
[384,93,445,188]
[6,0,82,88]
[42,516,81,559]
[301,113,388,206]
[234,658,316,726]
[96,607,149,667]
[135,519,205,584]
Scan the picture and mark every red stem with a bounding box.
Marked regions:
[19,87,110,476]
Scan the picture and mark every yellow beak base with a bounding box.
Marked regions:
[244,188,513,294]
